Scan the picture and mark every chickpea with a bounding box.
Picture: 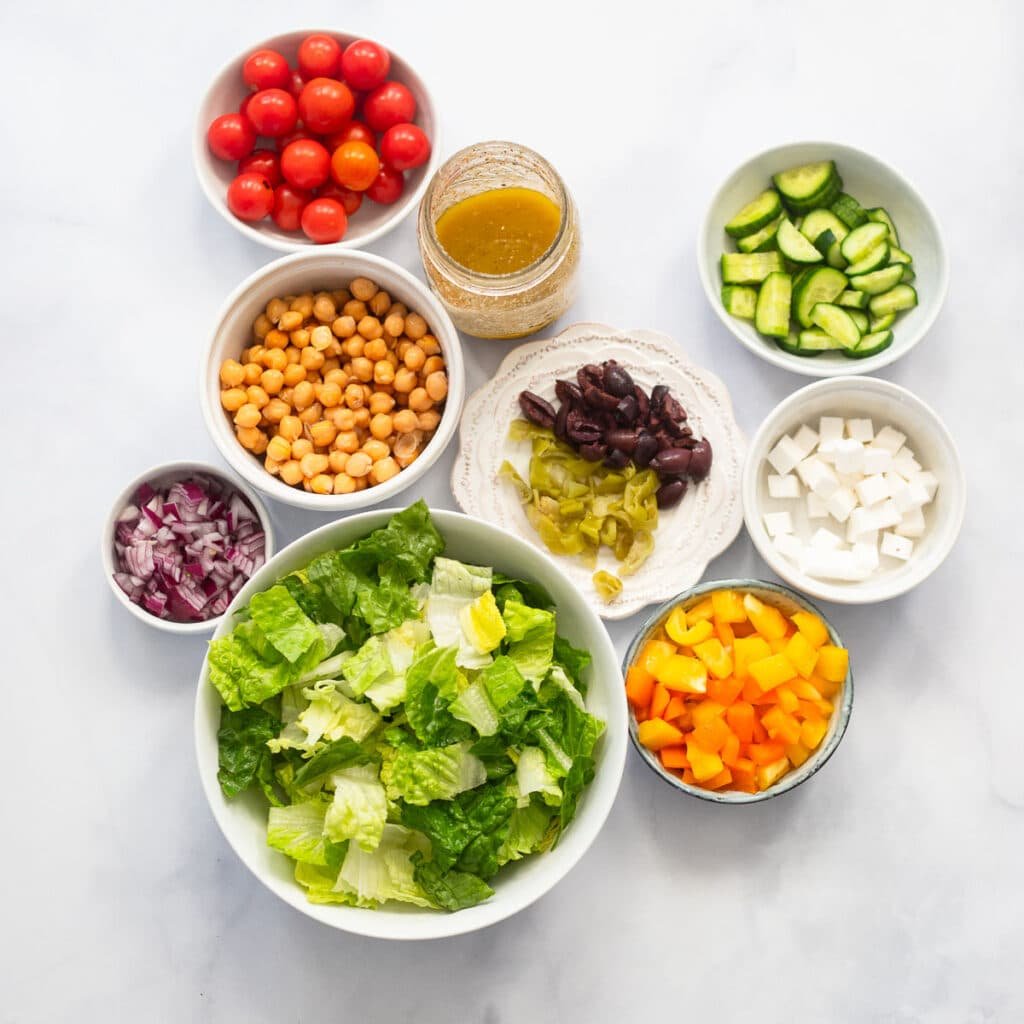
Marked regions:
[365,289,387,317]
[368,392,395,415]
[342,336,365,358]
[353,407,371,428]
[332,314,357,338]
[364,337,388,361]
[264,328,289,350]
[278,310,303,332]
[333,473,357,494]
[300,347,325,371]
[392,408,419,434]
[328,450,349,474]
[343,299,368,320]
[243,362,263,385]
[333,430,359,454]
[404,312,427,340]
[266,297,287,323]
[417,409,442,432]
[309,420,338,448]
[220,359,245,388]
[349,277,378,302]
[251,432,269,456]
[331,407,356,431]
[370,456,400,485]
[285,347,301,364]
[290,294,314,318]
[420,335,441,357]
[368,413,393,441]
[290,328,310,349]
[393,367,417,393]
[298,403,323,425]
[293,381,315,410]
[310,474,334,495]
[221,387,248,412]
[234,403,262,428]
[396,339,412,360]
[408,387,433,413]
[321,354,340,372]
[324,367,348,389]
[248,346,267,367]
[346,451,372,478]
[371,362,393,387]
[357,315,383,341]
[363,438,390,462]
[275,459,300,486]
[332,288,351,306]
[263,398,290,423]
[385,351,399,370]
[262,348,288,373]
[344,383,364,409]
[296,452,327,478]
[350,356,374,382]
[310,324,333,351]
[264,455,281,476]
[236,425,263,450]
[384,313,405,337]
[278,415,303,441]
[313,294,337,323]
[283,364,306,387]
[423,356,446,377]
[284,437,308,461]
[425,371,448,402]
[252,313,272,340]
[394,430,422,460]
[316,382,342,408]
[354,476,369,491]
[395,449,419,469]
[267,435,292,463]
[403,345,426,371]
[260,369,284,396]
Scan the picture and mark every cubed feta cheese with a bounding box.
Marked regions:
[763,510,794,537]
[774,533,804,561]
[895,507,926,538]
[862,447,893,475]
[907,470,938,501]
[851,541,880,573]
[792,424,820,458]
[834,438,866,475]
[816,439,842,463]
[810,526,843,550]
[797,456,840,499]
[818,416,845,445]
[802,548,866,582]
[846,507,876,543]
[767,473,801,499]
[894,480,929,514]
[825,486,858,523]
[855,474,891,507]
[872,499,902,531]
[871,425,907,455]
[880,532,914,560]
[807,492,828,519]
[846,418,875,443]
[891,451,923,478]
[767,435,804,475]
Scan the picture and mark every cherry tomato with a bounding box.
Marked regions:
[239,93,254,119]
[207,113,256,161]
[276,128,314,151]
[298,78,355,134]
[301,198,348,243]
[365,164,405,205]
[297,33,341,80]
[271,183,310,232]
[238,148,282,187]
[325,120,375,150]
[340,39,391,91]
[379,123,431,171]
[317,182,363,216]
[362,81,416,132]
[287,69,306,97]
[330,140,380,191]
[242,49,291,91]
[280,139,331,190]
[227,173,274,221]
[246,88,298,138]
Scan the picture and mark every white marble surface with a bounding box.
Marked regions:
[6,0,1022,1020]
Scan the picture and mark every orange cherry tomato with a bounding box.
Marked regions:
[330,140,381,192]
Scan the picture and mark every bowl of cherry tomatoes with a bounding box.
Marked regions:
[194,29,439,251]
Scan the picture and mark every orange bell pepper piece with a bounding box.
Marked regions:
[702,767,734,790]
[685,741,724,782]
[748,741,786,765]
[706,674,744,706]
[685,596,715,622]
[625,664,655,709]
[776,685,799,714]
[659,745,689,770]
[720,731,741,767]
[756,757,790,790]
[785,742,811,768]
[638,718,685,751]
[693,716,732,753]
[801,717,829,750]
[751,716,769,743]
[663,695,688,722]
[726,701,755,743]
[711,589,747,623]
[649,682,670,720]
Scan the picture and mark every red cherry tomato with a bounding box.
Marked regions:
[227,173,275,221]
[207,113,256,161]
[242,49,291,91]
[239,93,254,119]
[271,184,310,232]
[238,148,282,187]
[246,88,298,137]
[298,78,355,134]
[340,39,391,91]
[301,198,348,243]
[287,69,306,97]
[379,123,431,171]
[365,164,405,205]
[297,33,341,80]
[317,182,363,216]
[276,128,314,151]
[330,140,380,191]
[325,120,375,150]
[362,81,416,132]
[280,139,331,190]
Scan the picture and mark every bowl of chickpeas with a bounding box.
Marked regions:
[202,249,464,510]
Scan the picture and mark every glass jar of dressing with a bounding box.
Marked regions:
[417,141,581,339]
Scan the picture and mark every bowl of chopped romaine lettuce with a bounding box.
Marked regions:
[195,501,627,939]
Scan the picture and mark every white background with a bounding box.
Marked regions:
[5,1,1022,1021]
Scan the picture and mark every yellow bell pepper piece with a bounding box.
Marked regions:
[640,639,677,677]
[791,611,829,648]
[756,757,791,790]
[742,593,788,640]
[776,685,799,714]
[785,742,811,768]
[665,612,714,647]
[816,645,849,683]
[638,718,685,751]
[693,638,734,680]
[686,741,724,782]
[656,654,708,694]
[748,652,797,691]
[711,589,747,623]
[733,635,771,679]
[783,631,819,679]
[685,597,715,623]
[801,717,829,750]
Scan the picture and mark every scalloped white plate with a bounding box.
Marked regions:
[452,323,747,619]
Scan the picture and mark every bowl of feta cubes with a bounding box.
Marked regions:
[742,377,965,604]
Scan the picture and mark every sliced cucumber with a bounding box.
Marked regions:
[775,333,821,357]
[869,284,918,317]
[826,239,847,269]
[849,264,905,295]
[725,189,784,239]
[810,303,862,350]
[793,266,848,328]
[900,266,916,283]
[800,209,849,243]
[737,213,785,253]
[867,208,900,247]
[776,219,824,264]
[754,272,792,338]
[812,229,837,256]
[848,310,869,333]
[798,329,847,351]
[843,243,890,276]
[870,312,896,332]
[721,251,786,284]
[831,193,869,229]
[888,247,913,265]
[838,289,869,309]
[773,161,842,214]
[721,285,758,319]
[843,329,894,360]
[841,223,890,264]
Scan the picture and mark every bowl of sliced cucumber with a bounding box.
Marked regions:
[698,141,948,377]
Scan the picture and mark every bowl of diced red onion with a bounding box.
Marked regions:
[102,461,275,633]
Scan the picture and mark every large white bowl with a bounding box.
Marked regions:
[742,377,966,604]
[194,507,628,939]
[698,141,949,377]
[193,29,440,252]
[201,249,464,511]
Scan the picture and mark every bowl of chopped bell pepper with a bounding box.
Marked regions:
[623,580,853,803]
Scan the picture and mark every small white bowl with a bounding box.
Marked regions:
[742,377,966,604]
[194,507,627,939]
[102,460,275,635]
[698,141,949,377]
[193,29,440,252]
[201,249,464,512]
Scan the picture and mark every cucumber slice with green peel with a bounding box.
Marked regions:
[721,285,758,319]
[900,266,916,283]
[849,265,905,295]
[870,312,896,332]
[773,161,839,208]
[810,303,862,350]
[725,189,784,239]
[812,229,837,256]
[867,208,900,247]
[843,243,890,276]
[800,209,849,244]
[793,266,848,328]
[843,330,894,360]
[841,223,890,264]
[831,193,869,229]
[775,334,822,357]
[798,329,847,351]
[776,219,824,264]
[826,239,847,269]
[888,247,913,265]
[737,214,785,253]
[848,310,869,333]
[869,284,918,317]
[838,289,869,309]
[755,272,792,338]
[721,251,785,284]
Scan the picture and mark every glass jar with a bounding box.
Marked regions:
[417,141,581,339]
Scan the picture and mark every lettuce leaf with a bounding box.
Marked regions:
[498,799,557,865]
[267,799,339,866]
[425,558,494,668]
[481,656,526,710]
[342,635,392,695]
[208,633,293,710]
[294,860,357,905]
[324,764,388,851]
[516,746,562,807]
[348,500,443,584]
[410,852,494,911]
[266,681,380,755]
[492,572,554,612]
[292,736,376,787]
[354,562,419,635]
[216,705,281,800]
[449,681,499,737]
[249,585,323,664]
[404,643,471,746]
[333,823,434,907]
[386,741,487,806]
[553,635,591,692]
[502,601,556,683]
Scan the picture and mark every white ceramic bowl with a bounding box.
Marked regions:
[698,141,949,377]
[194,507,628,939]
[624,579,854,804]
[201,249,464,511]
[102,460,275,635]
[193,29,440,252]
[743,377,966,604]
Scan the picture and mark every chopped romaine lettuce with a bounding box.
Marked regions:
[385,741,487,806]
[333,824,434,908]
[324,764,388,851]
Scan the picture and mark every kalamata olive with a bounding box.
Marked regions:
[650,384,669,413]
[615,394,638,423]
[633,386,649,422]
[650,447,693,475]
[555,379,583,407]
[656,478,687,509]
[662,392,687,422]
[568,418,603,444]
[687,438,713,481]
[603,448,630,469]
[604,428,639,454]
[653,428,676,451]
[554,402,569,440]
[579,442,607,462]
[662,417,688,438]
[633,432,658,468]
[577,364,604,391]
[604,364,635,398]
[519,391,556,429]
[582,385,619,411]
